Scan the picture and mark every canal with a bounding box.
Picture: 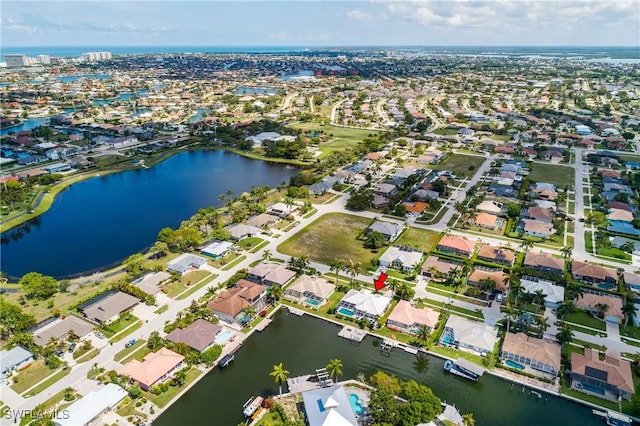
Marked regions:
[1,150,297,278]
[155,310,602,426]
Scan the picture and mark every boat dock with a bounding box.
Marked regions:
[444,358,485,382]
[338,325,366,343]
[592,409,633,426]
[288,307,305,316]
[380,339,396,353]
[397,342,419,354]
[255,318,272,332]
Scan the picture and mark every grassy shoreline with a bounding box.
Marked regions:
[0,144,309,233]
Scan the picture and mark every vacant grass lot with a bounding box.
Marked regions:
[395,228,441,252]
[430,154,486,178]
[287,122,380,158]
[11,360,59,394]
[278,213,377,266]
[163,270,211,298]
[529,163,575,190]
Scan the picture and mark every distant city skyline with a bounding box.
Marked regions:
[2,1,639,48]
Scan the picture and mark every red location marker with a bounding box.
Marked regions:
[374,272,388,291]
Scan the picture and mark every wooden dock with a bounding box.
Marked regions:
[338,325,367,342]
[255,318,272,332]
[288,307,305,316]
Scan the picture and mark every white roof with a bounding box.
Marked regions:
[379,246,422,269]
[445,315,498,353]
[302,385,358,426]
[520,277,565,305]
[340,289,392,317]
[476,200,502,214]
[55,383,127,426]
[0,346,33,370]
[201,240,233,257]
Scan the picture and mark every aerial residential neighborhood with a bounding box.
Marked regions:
[1,4,640,426]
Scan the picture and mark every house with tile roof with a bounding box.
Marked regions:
[574,292,624,323]
[165,319,223,352]
[441,315,498,355]
[501,332,561,379]
[571,261,618,288]
[208,279,267,325]
[386,300,439,335]
[284,275,334,307]
[570,348,634,401]
[467,269,509,292]
[523,252,564,275]
[477,245,515,266]
[437,235,476,257]
[119,348,185,391]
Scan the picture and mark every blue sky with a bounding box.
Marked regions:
[2,1,639,47]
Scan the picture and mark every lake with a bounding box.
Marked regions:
[0,150,297,278]
[154,310,602,426]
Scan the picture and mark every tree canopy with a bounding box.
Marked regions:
[19,272,58,300]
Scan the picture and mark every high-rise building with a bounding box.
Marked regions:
[4,54,28,68]
[38,55,51,65]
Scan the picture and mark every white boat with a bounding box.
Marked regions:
[242,396,263,417]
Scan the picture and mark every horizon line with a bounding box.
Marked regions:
[3,44,638,48]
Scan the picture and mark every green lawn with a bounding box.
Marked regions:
[287,122,379,158]
[278,213,378,265]
[145,368,202,408]
[11,360,59,394]
[101,314,140,337]
[27,368,71,396]
[237,237,264,250]
[430,154,486,178]
[529,163,575,190]
[154,305,169,314]
[164,270,211,298]
[395,228,441,252]
[433,128,459,136]
[596,246,632,261]
[564,312,606,331]
[73,347,99,362]
[176,274,218,300]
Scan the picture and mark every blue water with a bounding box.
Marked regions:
[337,307,354,317]
[1,117,50,136]
[578,383,605,395]
[441,333,454,345]
[1,150,297,278]
[305,298,321,307]
[280,70,314,80]
[56,74,112,82]
[348,393,364,416]
[214,330,234,345]
[234,86,278,96]
[505,360,525,371]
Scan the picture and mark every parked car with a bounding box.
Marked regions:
[125,339,137,348]
[496,293,503,303]
[95,332,106,339]
[68,343,77,353]
[55,348,64,357]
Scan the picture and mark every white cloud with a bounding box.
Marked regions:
[347,8,371,21]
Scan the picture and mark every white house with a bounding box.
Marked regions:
[302,385,358,426]
[0,346,34,378]
[54,383,128,426]
[520,276,565,309]
[378,246,423,272]
[336,289,392,322]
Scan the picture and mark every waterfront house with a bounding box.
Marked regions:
[366,220,404,242]
[268,202,297,218]
[523,252,564,275]
[571,261,618,288]
[501,332,561,379]
[476,200,503,215]
[225,223,262,241]
[302,385,358,426]
[467,269,509,293]
[436,235,476,257]
[165,319,223,352]
[54,383,128,426]
[476,245,515,266]
[133,271,170,296]
[570,348,634,401]
[420,256,459,278]
[0,346,34,378]
[335,289,392,322]
[386,300,439,335]
[440,315,498,356]
[247,262,296,287]
[119,348,185,391]
[166,253,208,274]
[33,316,94,346]
[208,279,267,325]
[246,213,280,228]
[78,290,140,324]
[520,277,565,309]
[378,246,423,272]
[574,293,624,323]
[284,275,334,307]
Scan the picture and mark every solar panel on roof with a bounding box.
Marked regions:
[585,366,608,382]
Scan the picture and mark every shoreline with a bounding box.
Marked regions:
[149,304,637,423]
[0,144,306,234]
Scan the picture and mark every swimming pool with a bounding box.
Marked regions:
[576,382,605,395]
[440,333,454,345]
[348,394,364,415]
[215,329,234,345]
[505,360,525,371]
[337,307,355,317]
[305,298,321,307]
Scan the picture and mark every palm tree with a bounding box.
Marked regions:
[270,362,290,396]
[463,413,476,426]
[479,278,496,297]
[242,306,257,325]
[556,300,576,320]
[326,358,343,383]
[262,249,272,263]
[267,285,283,303]
[416,324,431,347]
[566,283,586,301]
[519,239,534,255]
[533,289,547,314]
[347,260,362,284]
[556,325,574,346]
[330,259,345,285]
[504,303,517,333]
[535,316,550,338]
[560,246,573,261]
[623,300,638,326]
[396,281,415,301]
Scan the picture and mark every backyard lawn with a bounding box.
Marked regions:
[529,163,575,190]
[145,368,202,408]
[163,270,211,298]
[288,122,380,158]
[564,311,606,331]
[278,213,378,265]
[430,154,486,178]
[11,360,61,394]
[395,228,441,252]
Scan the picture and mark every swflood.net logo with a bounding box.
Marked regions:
[3,408,70,423]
